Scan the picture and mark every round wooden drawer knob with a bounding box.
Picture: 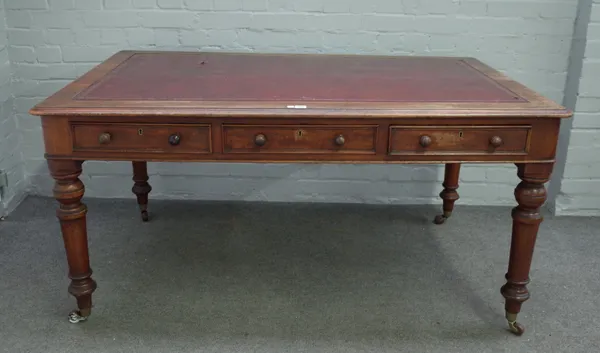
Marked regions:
[490,136,503,148]
[419,135,432,148]
[254,133,267,146]
[335,134,345,146]
[98,132,111,144]
[168,133,181,146]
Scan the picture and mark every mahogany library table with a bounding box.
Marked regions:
[30,51,572,335]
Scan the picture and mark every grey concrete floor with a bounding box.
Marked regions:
[1,196,599,352]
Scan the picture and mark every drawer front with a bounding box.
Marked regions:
[389,125,531,155]
[72,123,211,153]
[223,125,377,154]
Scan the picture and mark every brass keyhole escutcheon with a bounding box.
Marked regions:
[295,129,305,140]
[459,131,463,138]
[138,128,144,136]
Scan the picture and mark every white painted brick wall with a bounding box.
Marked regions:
[0,0,26,216]
[555,1,600,215]
[2,0,581,209]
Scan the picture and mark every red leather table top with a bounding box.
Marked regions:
[30,51,571,118]
[75,52,523,103]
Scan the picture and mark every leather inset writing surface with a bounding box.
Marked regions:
[75,53,526,103]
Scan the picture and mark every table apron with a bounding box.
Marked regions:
[41,116,562,164]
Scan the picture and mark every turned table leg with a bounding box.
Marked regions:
[500,163,553,335]
[49,160,97,323]
[434,163,461,224]
[132,161,152,222]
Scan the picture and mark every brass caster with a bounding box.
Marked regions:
[433,214,447,225]
[508,320,525,336]
[506,312,525,336]
[68,310,88,324]
[139,204,149,222]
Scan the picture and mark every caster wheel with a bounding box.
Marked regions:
[433,214,447,225]
[141,210,149,222]
[68,310,88,324]
[508,320,525,336]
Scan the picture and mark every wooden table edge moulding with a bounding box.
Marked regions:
[29,50,572,336]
